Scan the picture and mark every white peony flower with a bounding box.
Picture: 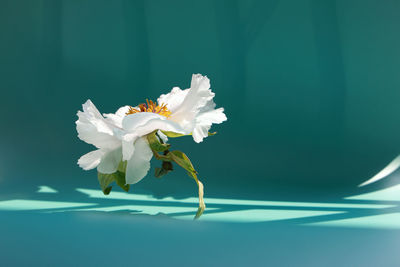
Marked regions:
[76,74,226,219]
[120,74,227,184]
[76,74,226,181]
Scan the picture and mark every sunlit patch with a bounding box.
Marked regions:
[0,199,96,210]
[2,186,400,227]
[345,184,400,201]
[304,184,400,229]
[37,185,58,193]
[75,188,396,209]
[126,99,171,117]
[307,213,400,229]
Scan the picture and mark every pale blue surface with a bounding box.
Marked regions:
[1,181,400,266]
[3,209,399,267]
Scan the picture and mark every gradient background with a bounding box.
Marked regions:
[1,1,400,266]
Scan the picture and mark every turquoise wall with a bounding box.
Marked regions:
[1,0,400,195]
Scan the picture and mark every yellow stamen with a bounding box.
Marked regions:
[126,99,171,117]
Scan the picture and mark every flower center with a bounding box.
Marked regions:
[126,99,171,117]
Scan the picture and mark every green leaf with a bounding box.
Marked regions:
[161,131,187,138]
[114,171,130,192]
[146,131,171,152]
[154,167,163,178]
[97,172,116,195]
[155,167,168,178]
[117,160,127,173]
[97,171,130,194]
[194,180,205,219]
[154,161,174,178]
[148,141,206,219]
[168,150,205,219]
[169,150,196,174]
[162,131,217,138]
[103,186,112,195]
[162,160,173,171]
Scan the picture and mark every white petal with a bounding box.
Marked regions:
[163,74,227,141]
[199,98,217,113]
[80,100,114,135]
[77,150,105,170]
[157,130,168,143]
[103,105,130,128]
[97,147,122,174]
[76,122,120,149]
[122,112,186,136]
[157,87,189,113]
[121,115,186,161]
[76,100,120,149]
[168,74,215,130]
[122,133,137,161]
[122,112,163,131]
[125,137,153,184]
[134,118,186,136]
[192,108,227,143]
[121,113,186,162]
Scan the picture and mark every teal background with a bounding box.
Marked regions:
[1,1,400,266]
[2,0,400,194]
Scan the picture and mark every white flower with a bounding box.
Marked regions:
[76,74,227,186]
[121,74,226,184]
[76,100,127,174]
